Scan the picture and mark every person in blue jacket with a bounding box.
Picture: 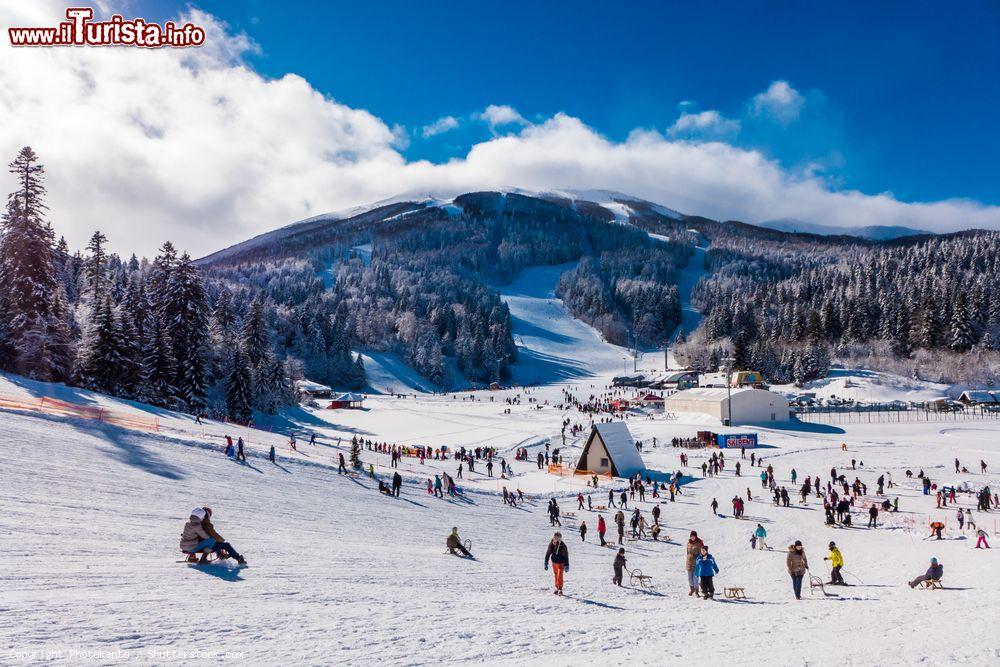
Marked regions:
[754,523,768,550]
[694,545,719,599]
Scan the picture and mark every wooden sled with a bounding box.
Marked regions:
[177,549,224,564]
[724,587,747,599]
[921,579,943,589]
[629,569,655,590]
[809,574,827,596]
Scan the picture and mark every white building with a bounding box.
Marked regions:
[663,387,790,423]
[574,422,645,478]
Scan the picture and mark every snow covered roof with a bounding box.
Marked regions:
[295,380,332,394]
[959,390,1000,403]
[333,392,364,402]
[670,387,748,400]
[593,422,645,477]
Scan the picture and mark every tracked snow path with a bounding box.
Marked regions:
[666,245,709,369]
[497,264,633,385]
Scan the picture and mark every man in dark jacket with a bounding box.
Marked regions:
[392,471,402,497]
[544,532,570,595]
[908,558,944,588]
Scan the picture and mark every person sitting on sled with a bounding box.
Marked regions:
[179,507,247,566]
[446,527,472,557]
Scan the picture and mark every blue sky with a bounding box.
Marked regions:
[142,0,1000,205]
[6,1,1000,255]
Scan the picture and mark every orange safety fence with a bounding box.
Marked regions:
[547,464,612,479]
[0,394,159,432]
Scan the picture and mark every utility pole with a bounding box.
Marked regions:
[723,356,736,426]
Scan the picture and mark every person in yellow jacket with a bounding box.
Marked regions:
[824,541,845,585]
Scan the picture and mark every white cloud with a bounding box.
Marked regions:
[477,104,529,131]
[750,80,806,123]
[2,2,999,258]
[420,115,460,138]
[668,110,740,140]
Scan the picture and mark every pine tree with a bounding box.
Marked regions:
[143,311,178,407]
[84,231,109,300]
[350,437,362,469]
[225,348,253,424]
[240,295,270,370]
[949,292,974,353]
[77,295,124,393]
[0,147,63,378]
[163,254,209,411]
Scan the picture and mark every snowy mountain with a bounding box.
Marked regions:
[196,189,689,267]
[758,218,931,240]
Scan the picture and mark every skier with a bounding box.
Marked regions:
[179,507,247,566]
[597,514,607,546]
[338,452,347,475]
[392,471,402,497]
[754,524,768,550]
[694,545,719,600]
[825,541,845,585]
[268,444,275,463]
[685,531,704,596]
[786,540,808,599]
[612,548,626,586]
[544,532,570,595]
[908,557,943,588]
[929,521,945,540]
[446,527,472,558]
[237,436,247,461]
[868,505,878,528]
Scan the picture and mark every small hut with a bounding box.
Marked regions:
[575,422,645,478]
[327,392,365,409]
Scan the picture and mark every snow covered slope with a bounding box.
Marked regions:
[498,264,633,384]
[2,375,1000,664]
[772,368,955,402]
[0,378,1000,665]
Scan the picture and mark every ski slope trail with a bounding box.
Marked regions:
[498,263,633,385]
[666,245,708,369]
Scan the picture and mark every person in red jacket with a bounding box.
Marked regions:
[597,515,607,546]
[544,532,570,595]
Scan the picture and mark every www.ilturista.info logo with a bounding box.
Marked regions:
[8,7,205,48]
